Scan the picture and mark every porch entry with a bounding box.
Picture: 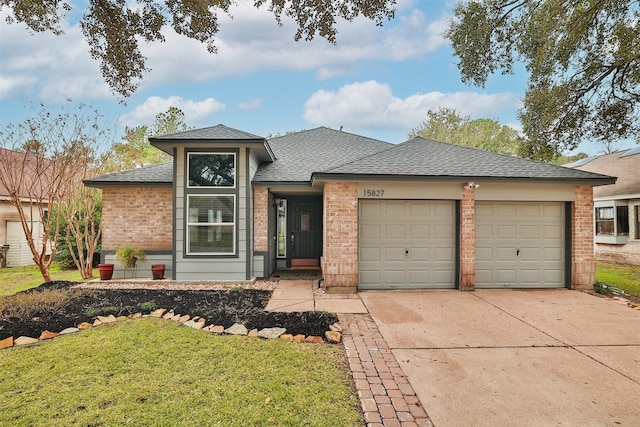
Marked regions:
[278,196,322,268]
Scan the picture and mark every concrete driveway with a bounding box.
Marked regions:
[359,289,640,426]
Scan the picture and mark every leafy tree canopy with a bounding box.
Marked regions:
[446,0,640,159]
[1,0,396,97]
[409,107,524,156]
[106,106,190,171]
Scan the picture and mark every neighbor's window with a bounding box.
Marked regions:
[595,206,629,236]
[187,195,235,254]
[188,153,235,187]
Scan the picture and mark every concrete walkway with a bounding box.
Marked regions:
[360,289,640,427]
[265,280,368,314]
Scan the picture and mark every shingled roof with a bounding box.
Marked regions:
[253,127,393,183]
[314,137,616,184]
[567,148,639,197]
[84,162,173,187]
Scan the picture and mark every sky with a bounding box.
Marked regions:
[0,0,630,155]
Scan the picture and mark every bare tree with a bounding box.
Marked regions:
[0,103,112,282]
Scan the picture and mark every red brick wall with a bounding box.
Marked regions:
[102,187,173,250]
[253,187,269,252]
[460,185,476,290]
[322,182,358,291]
[572,185,596,289]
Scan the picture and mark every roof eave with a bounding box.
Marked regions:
[311,173,617,186]
[149,138,275,162]
[83,180,173,188]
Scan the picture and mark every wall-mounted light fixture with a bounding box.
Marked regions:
[466,182,480,189]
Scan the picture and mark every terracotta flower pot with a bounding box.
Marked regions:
[151,264,166,280]
[98,263,114,280]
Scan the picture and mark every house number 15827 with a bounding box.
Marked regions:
[363,189,384,197]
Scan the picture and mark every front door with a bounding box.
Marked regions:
[288,197,322,267]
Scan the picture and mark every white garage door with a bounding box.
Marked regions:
[359,200,456,289]
[476,202,566,288]
[6,220,35,267]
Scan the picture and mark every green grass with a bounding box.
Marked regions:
[0,264,92,296]
[596,261,640,296]
[0,318,362,427]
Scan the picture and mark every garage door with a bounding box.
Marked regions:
[476,202,566,288]
[359,200,456,289]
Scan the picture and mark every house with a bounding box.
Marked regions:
[84,125,615,291]
[565,148,640,265]
[0,148,49,267]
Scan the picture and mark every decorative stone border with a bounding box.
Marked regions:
[0,307,342,350]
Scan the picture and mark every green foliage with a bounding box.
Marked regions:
[106,107,189,171]
[595,261,640,297]
[85,305,119,318]
[447,0,640,160]
[549,152,589,166]
[409,107,524,156]
[139,301,157,313]
[114,246,146,268]
[2,1,394,97]
[0,264,91,296]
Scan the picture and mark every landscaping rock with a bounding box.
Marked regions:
[248,329,258,337]
[329,323,342,333]
[210,325,224,334]
[305,336,324,344]
[178,315,191,323]
[93,319,103,326]
[150,309,166,318]
[39,330,60,340]
[15,336,38,346]
[191,320,206,330]
[225,323,248,335]
[97,315,117,324]
[325,331,342,344]
[60,327,80,335]
[77,322,93,330]
[293,334,306,342]
[0,336,14,349]
[171,314,182,321]
[130,312,142,319]
[116,316,128,321]
[280,334,294,341]
[162,310,175,319]
[258,327,287,339]
[183,319,195,328]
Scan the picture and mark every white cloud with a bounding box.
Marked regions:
[304,80,522,131]
[238,98,262,110]
[118,96,226,128]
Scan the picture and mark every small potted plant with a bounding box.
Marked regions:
[115,246,145,277]
[151,264,166,280]
[98,263,114,280]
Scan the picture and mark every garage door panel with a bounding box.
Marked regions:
[476,201,565,289]
[359,200,455,289]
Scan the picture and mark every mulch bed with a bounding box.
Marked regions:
[0,281,337,341]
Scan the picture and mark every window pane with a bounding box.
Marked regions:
[596,207,614,220]
[189,225,234,253]
[189,153,235,187]
[277,199,287,258]
[188,196,234,224]
[617,206,629,236]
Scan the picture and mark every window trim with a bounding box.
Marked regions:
[186,194,236,256]
[187,152,237,189]
[594,200,629,245]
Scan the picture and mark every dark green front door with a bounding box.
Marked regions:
[288,197,322,267]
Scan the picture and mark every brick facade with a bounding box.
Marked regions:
[322,182,359,292]
[101,187,173,250]
[572,185,596,289]
[253,187,269,252]
[459,185,476,291]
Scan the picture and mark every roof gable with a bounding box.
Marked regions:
[150,124,264,141]
[253,127,393,183]
[569,148,639,197]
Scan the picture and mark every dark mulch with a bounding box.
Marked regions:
[0,281,337,341]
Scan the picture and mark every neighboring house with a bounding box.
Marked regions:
[85,125,615,291]
[565,148,640,265]
[0,148,49,267]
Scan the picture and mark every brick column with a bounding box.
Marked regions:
[459,185,476,291]
[572,185,596,290]
[253,187,269,252]
[323,182,358,292]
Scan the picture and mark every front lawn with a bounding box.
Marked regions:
[596,261,640,297]
[0,319,362,426]
[0,264,92,296]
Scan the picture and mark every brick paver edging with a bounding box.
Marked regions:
[338,313,434,427]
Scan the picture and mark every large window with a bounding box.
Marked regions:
[187,195,235,254]
[188,153,235,187]
[595,205,629,237]
[186,151,237,255]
